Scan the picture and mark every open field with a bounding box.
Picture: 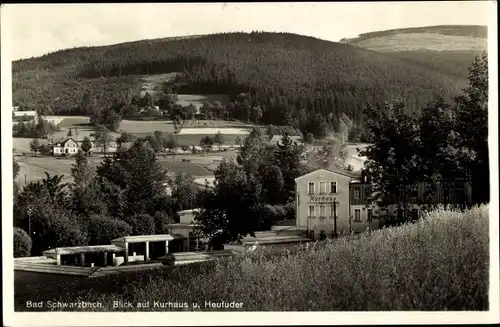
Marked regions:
[176,94,230,108]
[119,120,175,134]
[13,138,39,154]
[13,150,231,184]
[178,127,251,135]
[41,115,89,126]
[15,205,489,311]
[139,73,180,96]
[347,32,487,52]
[159,161,212,176]
[14,156,103,185]
[56,116,91,128]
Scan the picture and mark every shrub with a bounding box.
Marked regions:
[13,227,32,257]
[86,214,133,245]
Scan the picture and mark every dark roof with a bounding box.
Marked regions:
[54,138,78,147]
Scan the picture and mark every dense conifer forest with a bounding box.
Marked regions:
[13,32,467,137]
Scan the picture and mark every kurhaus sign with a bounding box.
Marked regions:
[309,195,336,202]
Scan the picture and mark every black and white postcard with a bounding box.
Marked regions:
[2,2,498,326]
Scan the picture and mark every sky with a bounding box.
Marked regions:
[2,1,495,60]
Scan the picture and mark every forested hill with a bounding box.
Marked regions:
[13,31,467,135]
[341,25,487,78]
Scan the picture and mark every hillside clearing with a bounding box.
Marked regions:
[350,33,488,52]
[139,73,180,96]
[176,94,230,108]
[15,206,489,311]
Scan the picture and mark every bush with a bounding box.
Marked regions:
[86,214,133,245]
[13,227,32,257]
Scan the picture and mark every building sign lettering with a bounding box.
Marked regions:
[309,196,336,203]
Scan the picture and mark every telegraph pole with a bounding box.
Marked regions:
[27,206,32,236]
[332,197,338,237]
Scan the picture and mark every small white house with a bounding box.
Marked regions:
[269,135,303,146]
[12,110,39,124]
[53,138,79,156]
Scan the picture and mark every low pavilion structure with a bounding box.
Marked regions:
[111,234,177,264]
[43,245,125,267]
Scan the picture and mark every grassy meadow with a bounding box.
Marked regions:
[15,205,489,311]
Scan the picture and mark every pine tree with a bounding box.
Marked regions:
[81,136,93,156]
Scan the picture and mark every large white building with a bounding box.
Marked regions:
[295,168,472,240]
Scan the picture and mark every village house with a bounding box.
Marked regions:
[12,106,39,124]
[295,168,473,239]
[269,134,303,146]
[51,137,124,156]
[52,138,80,156]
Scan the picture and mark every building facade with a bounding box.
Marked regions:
[295,169,472,239]
[167,209,209,252]
[53,138,80,156]
[295,169,361,239]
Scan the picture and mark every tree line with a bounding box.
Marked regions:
[12,118,60,138]
[361,53,489,220]
[194,129,308,247]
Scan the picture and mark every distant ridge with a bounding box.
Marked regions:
[342,25,487,44]
[341,25,487,78]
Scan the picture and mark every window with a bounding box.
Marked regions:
[411,186,418,198]
[319,205,326,218]
[319,182,326,194]
[330,182,337,194]
[308,182,315,194]
[308,206,315,217]
[354,209,361,221]
[367,209,373,221]
[354,188,361,199]
[330,206,336,218]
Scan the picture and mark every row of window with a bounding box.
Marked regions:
[352,208,373,222]
[308,208,419,221]
[308,205,335,218]
[306,182,466,201]
[307,206,377,222]
[308,182,337,195]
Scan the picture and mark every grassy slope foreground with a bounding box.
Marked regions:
[13,32,466,127]
[16,205,489,311]
[342,25,488,78]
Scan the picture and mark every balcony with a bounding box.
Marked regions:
[307,216,316,219]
